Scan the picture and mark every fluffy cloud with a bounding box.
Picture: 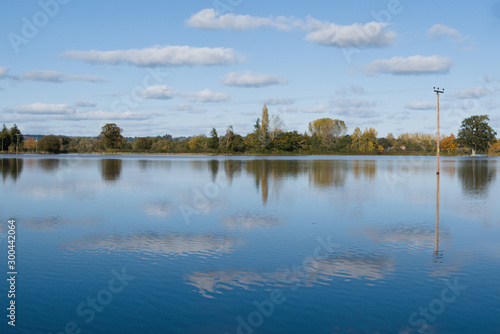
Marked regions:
[5,103,75,115]
[363,55,452,75]
[187,9,396,49]
[59,45,241,67]
[456,88,490,99]
[183,89,230,103]
[405,101,435,110]
[138,85,176,99]
[22,70,107,83]
[306,19,396,48]
[74,100,97,108]
[222,71,288,87]
[0,66,8,78]
[427,24,461,39]
[263,98,295,105]
[186,8,298,31]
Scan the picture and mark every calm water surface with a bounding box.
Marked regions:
[1,155,499,334]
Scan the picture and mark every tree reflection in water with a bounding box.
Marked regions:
[457,159,496,198]
[100,159,122,182]
[1,158,23,182]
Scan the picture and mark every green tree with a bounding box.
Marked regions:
[0,124,11,151]
[208,128,219,150]
[99,123,124,150]
[457,115,497,153]
[133,137,153,151]
[38,135,61,154]
[9,124,24,151]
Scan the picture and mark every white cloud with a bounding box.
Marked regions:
[138,85,176,99]
[183,89,230,103]
[222,71,288,87]
[59,45,242,67]
[5,103,75,115]
[74,100,97,108]
[306,18,396,47]
[427,24,461,39]
[187,10,396,49]
[169,104,207,114]
[186,8,299,31]
[331,99,376,109]
[426,24,472,51]
[21,70,107,83]
[263,98,295,105]
[301,105,329,113]
[405,101,435,110]
[363,55,452,75]
[456,88,490,99]
[0,66,8,78]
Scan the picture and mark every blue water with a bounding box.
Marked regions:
[1,155,499,333]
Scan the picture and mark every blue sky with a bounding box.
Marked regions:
[1,0,499,138]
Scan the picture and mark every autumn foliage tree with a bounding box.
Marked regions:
[24,137,37,152]
[99,123,124,150]
[308,118,347,150]
[440,134,456,153]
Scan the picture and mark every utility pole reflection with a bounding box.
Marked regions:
[434,172,443,262]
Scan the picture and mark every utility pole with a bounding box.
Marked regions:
[434,87,444,174]
[16,134,21,155]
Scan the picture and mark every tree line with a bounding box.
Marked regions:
[3,106,499,155]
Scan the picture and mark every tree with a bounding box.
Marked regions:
[38,135,61,153]
[188,135,206,151]
[224,125,235,151]
[99,123,124,150]
[350,127,362,151]
[260,105,269,137]
[9,124,24,151]
[377,137,392,150]
[208,128,219,150]
[457,115,497,153]
[133,137,153,151]
[440,134,456,153]
[360,128,378,152]
[308,118,347,149]
[489,139,500,155]
[1,124,11,151]
[260,105,270,148]
[270,114,285,140]
[24,137,37,152]
[386,133,395,147]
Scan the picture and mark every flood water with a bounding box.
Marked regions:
[1,155,499,334]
